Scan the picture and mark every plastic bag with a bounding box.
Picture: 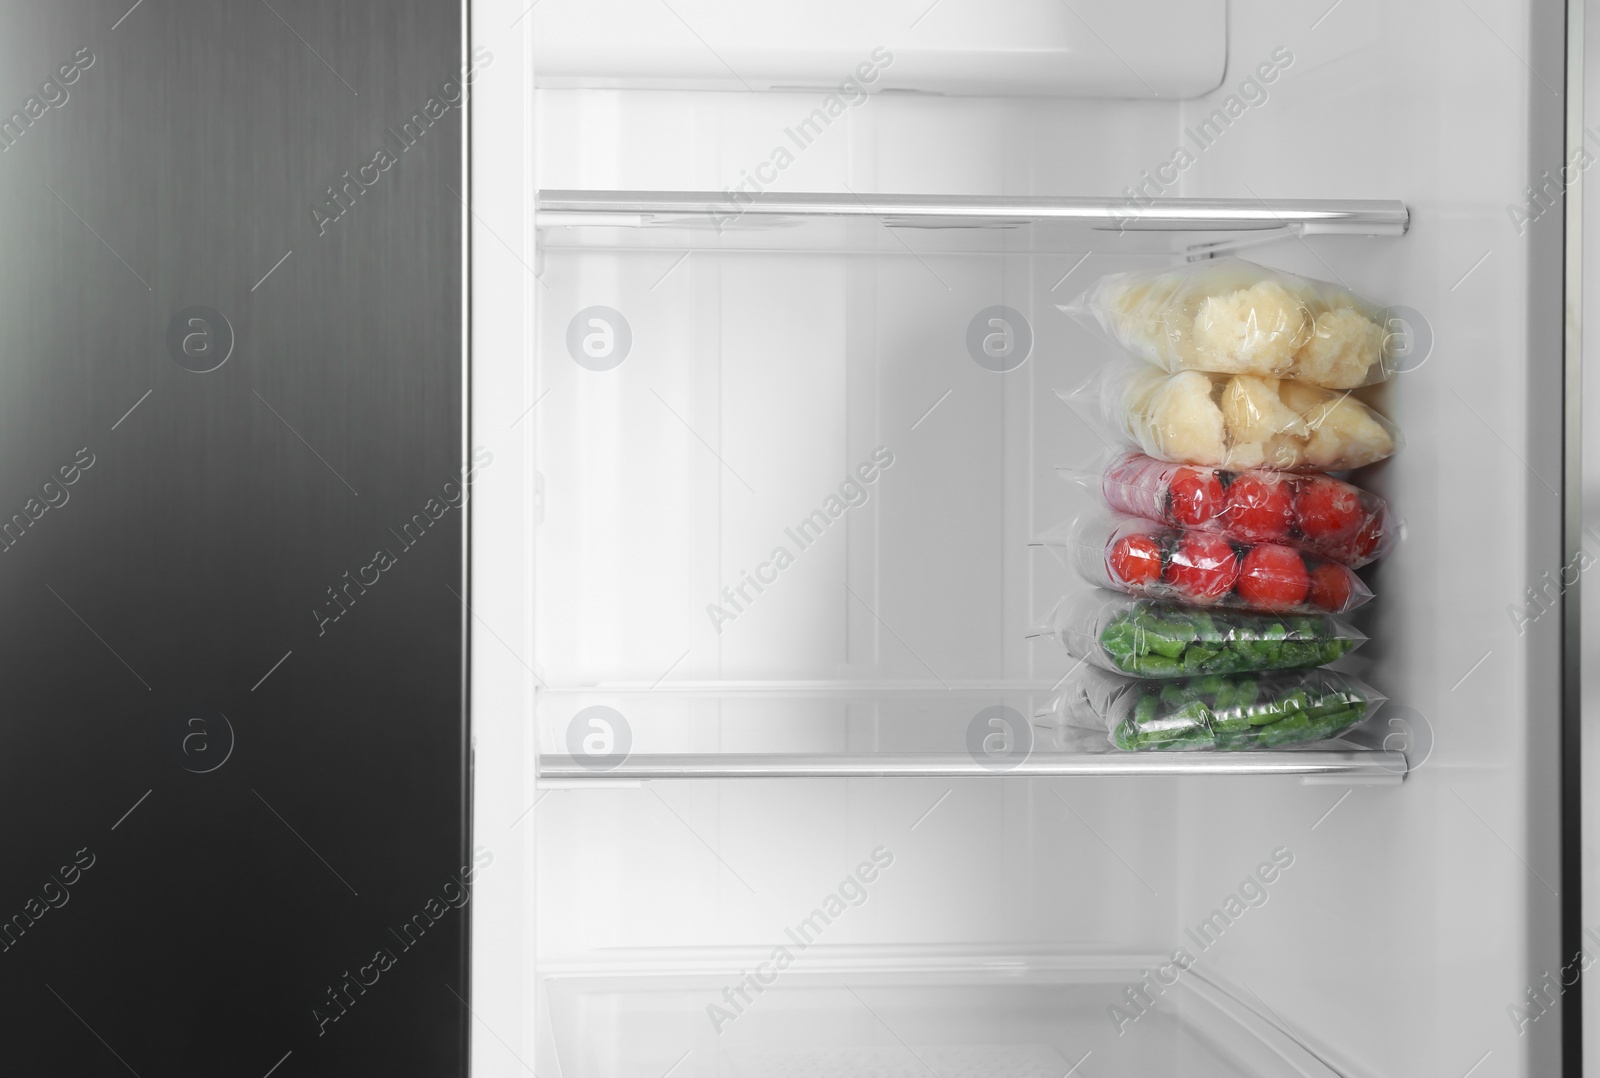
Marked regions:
[1048,665,1381,752]
[1041,511,1373,615]
[1059,257,1393,389]
[1039,592,1366,678]
[1060,362,1401,471]
[1061,449,1396,568]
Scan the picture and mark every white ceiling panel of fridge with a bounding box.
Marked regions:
[530,0,1227,98]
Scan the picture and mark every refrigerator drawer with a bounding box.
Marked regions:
[541,949,1345,1077]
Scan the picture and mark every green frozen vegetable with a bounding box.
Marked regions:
[1090,600,1362,677]
[1059,667,1379,753]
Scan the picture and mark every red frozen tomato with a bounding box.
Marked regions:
[1349,514,1386,561]
[1294,477,1364,541]
[1224,474,1294,543]
[1164,532,1240,603]
[1107,533,1163,586]
[1323,511,1388,567]
[1235,544,1311,612]
[1308,562,1355,612]
[1168,467,1225,527]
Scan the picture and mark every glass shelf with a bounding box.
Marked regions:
[535,685,1407,784]
[541,947,1347,1078]
[536,190,1410,257]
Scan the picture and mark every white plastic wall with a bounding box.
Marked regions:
[1187,1,1564,1074]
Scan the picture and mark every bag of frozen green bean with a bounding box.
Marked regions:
[1039,591,1366,678]
[1049,665,1381,752]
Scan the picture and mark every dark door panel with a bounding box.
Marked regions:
[0,2,469,1074]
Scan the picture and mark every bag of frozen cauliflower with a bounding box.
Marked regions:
[1060,257,1394,389]
[1061,362,1401,471]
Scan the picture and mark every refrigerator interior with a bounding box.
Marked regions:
[470,0,1569,1074]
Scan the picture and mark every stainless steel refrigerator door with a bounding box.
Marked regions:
[0,2,470,1075]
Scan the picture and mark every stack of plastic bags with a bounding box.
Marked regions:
[1039,258,1395,753]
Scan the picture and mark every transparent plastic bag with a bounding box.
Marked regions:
[1041,511,1373,615]
[1048,664,1382,752]
[1059,257,1393,389]
[1038,591,1366,678]
[1059,362,1402,471]
[1060,449,1397,568]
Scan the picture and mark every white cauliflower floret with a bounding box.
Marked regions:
[1293,307,1383,388]
[1098,276,1198,367]
[1260,435,1309,470]
[1143,370,1226,463]
[1106,364,1168,445]
[1190,281,1312,375]
[1221,375,1310,444]
[1300,394,1397,469]
[1225,441,1268,469]
[1277,379,1330,416]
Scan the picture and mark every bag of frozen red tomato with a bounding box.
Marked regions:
[1037,511,1372,615]
[1058,256,1395,389]
[1058,449,1397,569]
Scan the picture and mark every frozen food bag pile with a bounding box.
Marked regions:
[1036,258,1402,752]
[1048,665,1382,752]
[1059,257,1393,389]
[1037,593,1366,678]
